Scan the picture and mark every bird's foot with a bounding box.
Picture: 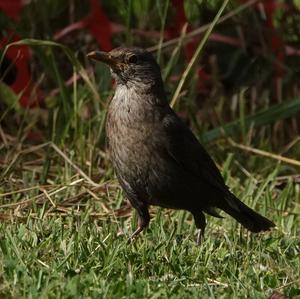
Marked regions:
[196,229,204,246]
[126,205,150,243]
[127,226,143,243]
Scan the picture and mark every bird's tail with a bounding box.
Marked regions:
[221,194,275,232]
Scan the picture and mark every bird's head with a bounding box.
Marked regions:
[87,47,162,87]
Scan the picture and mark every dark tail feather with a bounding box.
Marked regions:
[221,194,275,233]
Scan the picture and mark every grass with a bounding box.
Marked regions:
[0,139,299,298]
[1,0,300,298]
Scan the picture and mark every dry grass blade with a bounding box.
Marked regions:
[0,178,84,209]
[85,188,110,213]
[41,188,56,207]
[1,141,98,188]
[207,279,229,287]
[1,142,51,179]
[0,125,8,146]
[0,185,55,197]
[50,143,99,187]
[0,198,35,209]
[229,139,300,168]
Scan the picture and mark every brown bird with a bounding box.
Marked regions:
[88,47,275,244]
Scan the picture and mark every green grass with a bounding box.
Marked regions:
[0,149,299,298]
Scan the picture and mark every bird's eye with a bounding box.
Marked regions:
[128,54,138,63]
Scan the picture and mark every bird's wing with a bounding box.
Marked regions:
[162,110,230,195]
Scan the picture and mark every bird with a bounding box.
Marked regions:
[87,47,275,244]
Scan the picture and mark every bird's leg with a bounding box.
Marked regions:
[128,204,150,242]
[193,212,206,246]
[196,229,203,246]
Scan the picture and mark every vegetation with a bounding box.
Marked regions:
[0,0,299,298]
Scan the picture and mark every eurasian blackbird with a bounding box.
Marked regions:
[88,47,275,244]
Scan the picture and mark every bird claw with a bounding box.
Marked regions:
[127,226,143,243]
